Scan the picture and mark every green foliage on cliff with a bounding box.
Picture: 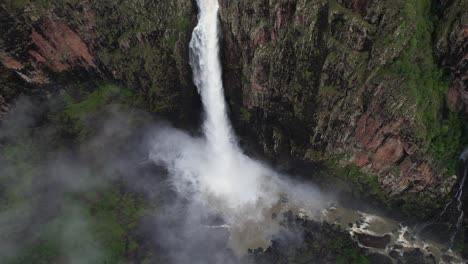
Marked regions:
[8,190,146,264]
[392,0,466,172]
[0,143,38,208]
[336,249,369,264]
[3,0,29,10]
[86,189,145,263]
[64,84,132,120]
[89,0,195,119]
[239,106,251,122]
[328,162,385,202]
[60,84,134,140]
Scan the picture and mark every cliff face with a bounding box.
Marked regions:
[436,0,468,115]
[0,0,198,123]
[219,0,467,214]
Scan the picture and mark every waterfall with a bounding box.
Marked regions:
[147,1,328,258]
[182,0,283,212]
[189,0,236,155]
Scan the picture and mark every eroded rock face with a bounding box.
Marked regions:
[218,0,466,214]
[0,4,97,85]
[30,17,96,72]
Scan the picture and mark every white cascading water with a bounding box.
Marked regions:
[149,0,326,225]
[150,0,287,220]
[183,0,286,214]
[189,0,236,155]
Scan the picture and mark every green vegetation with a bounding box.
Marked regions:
[319,85,339,97]
[8,190,146,264]
[3,0,57,15]
[397,192,444,219]
[330,236,369,264]
[327,161,386,202]
[4,0,29,11]
[90,0,195,118]
[11,240,60,264]
[87,189,146,263]
[0,143,39,209]
[59,84,133,140]
[290,228,369,264]
[391,0,467,173]
[239,106,251,122]
[64,84,132,120]
[1,82,150,263]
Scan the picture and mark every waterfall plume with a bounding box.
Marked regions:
[148,0,328,261]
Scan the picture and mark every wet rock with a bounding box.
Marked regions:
[251,216,368,264]
[417,223,452,244]
[389,250,401,259]
[441,254,456,263]
[355,233,391,249]
[393,244,403,250]
[402,249,427,264]
[366,253,393,264]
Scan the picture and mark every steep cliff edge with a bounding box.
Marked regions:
[219,0,467,216]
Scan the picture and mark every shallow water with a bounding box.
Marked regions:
[323,205,465,264]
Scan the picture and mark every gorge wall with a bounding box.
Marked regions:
[0,0,198,124]
[218,0,468,216]
[0,0,466,218]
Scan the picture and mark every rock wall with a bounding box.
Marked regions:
[218,0,467,214]
[434,0,468,114]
